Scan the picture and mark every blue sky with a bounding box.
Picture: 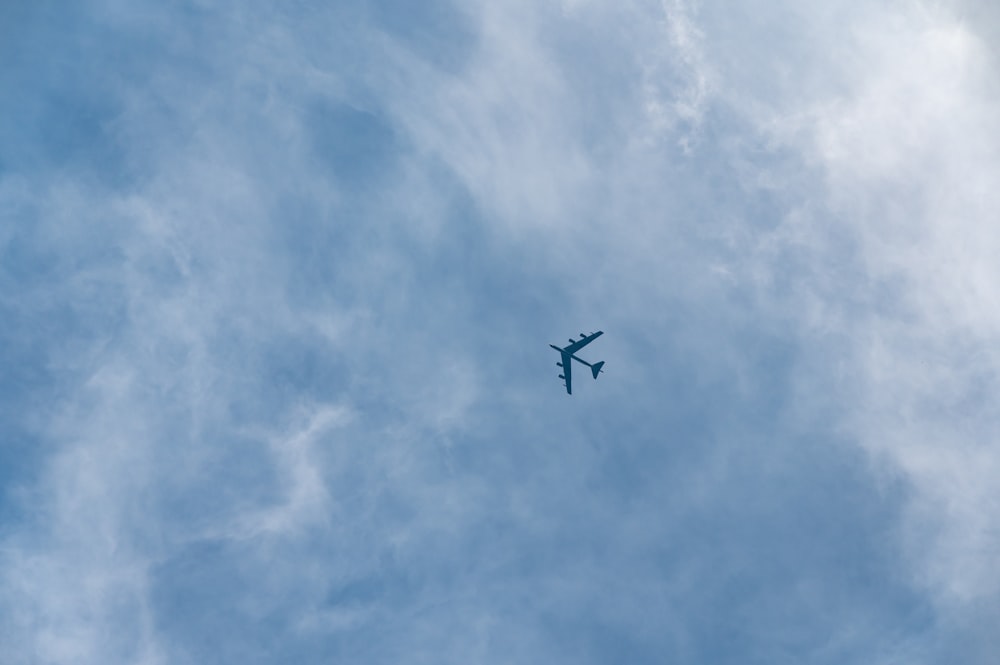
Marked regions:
[3,1,1000,663]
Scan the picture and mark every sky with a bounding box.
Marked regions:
[2,1,1000,663]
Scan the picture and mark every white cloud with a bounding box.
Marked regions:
[729,2,1000,606]
[643,0,713,150]
[234,405,350,538]
[5,0,1000,661]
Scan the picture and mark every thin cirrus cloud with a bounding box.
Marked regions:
[734,4,1000,607]
[1,1,998,663]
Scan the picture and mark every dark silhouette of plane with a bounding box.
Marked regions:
[550,331,605,395]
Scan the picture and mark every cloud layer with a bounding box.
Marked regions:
[2,1,999,663]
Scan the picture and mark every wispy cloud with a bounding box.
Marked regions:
[743,5,1000,607]
[2,1,999,663]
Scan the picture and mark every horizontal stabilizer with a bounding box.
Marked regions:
[591,361,605,379]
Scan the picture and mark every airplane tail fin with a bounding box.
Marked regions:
[591,361,605,379]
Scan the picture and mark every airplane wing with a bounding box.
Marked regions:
[560,351,573,394]
[563,330,603,355]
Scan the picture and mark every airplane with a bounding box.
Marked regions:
[550,331,605,395]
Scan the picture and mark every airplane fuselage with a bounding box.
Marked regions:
[548,345,596,368]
